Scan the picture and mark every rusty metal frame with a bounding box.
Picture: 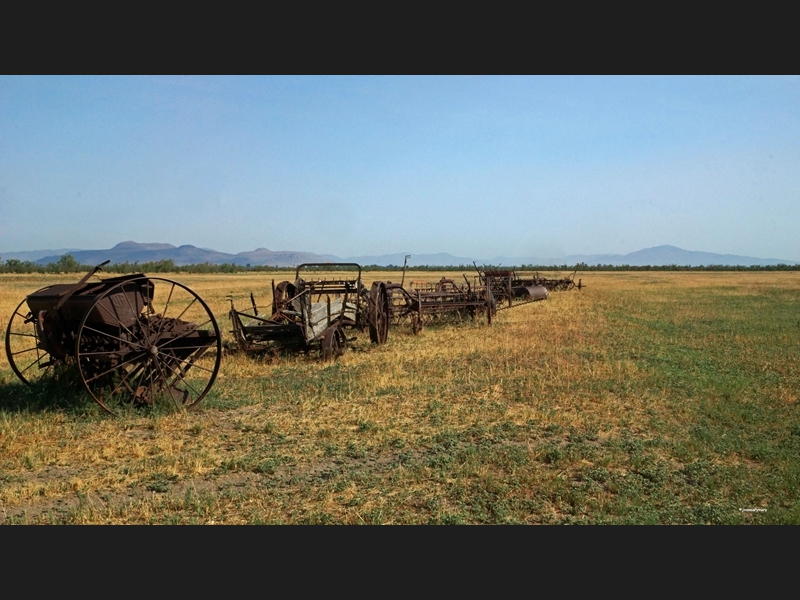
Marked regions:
[4,263,221,415]
[228,262,389,359]
[382,275,496,334]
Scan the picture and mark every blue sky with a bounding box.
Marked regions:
[1,75,798,260]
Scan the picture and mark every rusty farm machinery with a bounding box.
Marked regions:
[378,260,586,332]
[379,257,573,333]
[474,264,584,307]
[3,255,582,416]
[526,269,584,292]
[228,263,390,359]
[228,257,574,342]
[477,267,549,309]
[227,259,502,354]
[382,276,497,334]
[4,261,222,415]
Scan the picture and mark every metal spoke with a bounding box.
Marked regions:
[105,361,147,400]
[10,346,41,357]
[154,282,177,340]
[121,285,145,331]
[18,357,48,376]
[76,350,126,357]
[151,359,184,395]
[82,351,148,384]
[95,299,142,346]
[83,323,144,348]
[162,298,198,334]
[153,343,218,352]
[153,354,172,388]
[128,359,155,403]
[157,318,214,347]
[156,356,203,399]
[150,354,186,409]
[3,287,57,385]
[159,347,210,388]
[9,332,38,339]
[79,324,145,350]
[160,351,216,375]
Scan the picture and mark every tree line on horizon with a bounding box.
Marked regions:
[1,254,798,275]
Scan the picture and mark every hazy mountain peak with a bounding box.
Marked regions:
[647,244,681,250]
[112,241,176,251]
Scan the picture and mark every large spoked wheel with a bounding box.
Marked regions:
[321,325,346,361]
[5,288,63,385]
[75,277,222,416]
[369,282,390,345]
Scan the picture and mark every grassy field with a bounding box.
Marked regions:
[1,270,799,524]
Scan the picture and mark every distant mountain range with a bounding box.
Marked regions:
[0,241,329,268]
[332,245,798,267]
[0,242,796,268]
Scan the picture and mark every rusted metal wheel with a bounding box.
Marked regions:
[4,288,61,385]
[485,287,495,326]
[75,277,221,416]
[321,325,345,361]
[272,280,295,314]
[368,282,390,345]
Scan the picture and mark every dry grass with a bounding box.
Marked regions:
[1,270,799,524]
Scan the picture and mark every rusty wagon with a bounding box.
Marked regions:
[228,263,390,359]
[4,261,222,415]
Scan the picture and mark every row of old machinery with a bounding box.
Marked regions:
[4,260,579,415]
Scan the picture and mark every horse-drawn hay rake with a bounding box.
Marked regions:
[528,270,584,292]
[4,261,222,415]
[382,276,497,334]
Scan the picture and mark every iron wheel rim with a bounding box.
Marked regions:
[5,288,60,386]
[322,325,345,361]
[369,282,390,345]
[75,276,222,416]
